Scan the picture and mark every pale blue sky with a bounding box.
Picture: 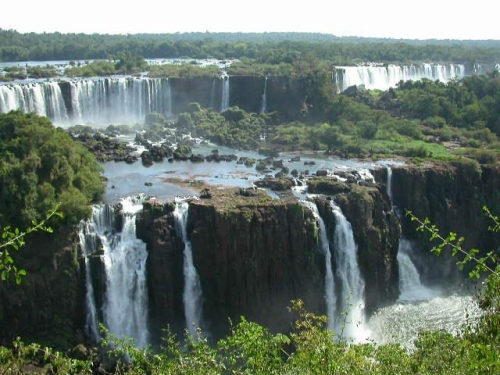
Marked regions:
[2,0,499,40]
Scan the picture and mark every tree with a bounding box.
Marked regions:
[0,111,104,229]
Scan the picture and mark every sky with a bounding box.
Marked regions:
[1,0,499,40]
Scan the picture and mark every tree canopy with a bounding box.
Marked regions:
[0,111,104,229]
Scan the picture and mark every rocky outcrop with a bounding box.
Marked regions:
[137,191,325,341]
[137,183,401,339]
[313,184,400,316]
[135,201,185,341]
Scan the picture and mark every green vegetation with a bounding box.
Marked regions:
[0,111,104,229]
[0,204,61,284]
[2,29,500,64]
[163,71,500,163]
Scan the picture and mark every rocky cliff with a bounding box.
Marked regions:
[374,161,500,286]
[137,182,401,340]
[0,229,84,349]
[311,185,400,316]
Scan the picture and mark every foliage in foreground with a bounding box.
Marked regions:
[1,283,498,375]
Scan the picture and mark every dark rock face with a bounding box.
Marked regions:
[135,202,185,341]
[375,162,500,286]
[0,230,84,349]
[137,192,325,341]
[187,195,324,339]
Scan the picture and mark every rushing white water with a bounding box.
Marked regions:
[79,195,149,347]
[397,239,439,302]
[0,81,69,125]
[1,77,173,126]
[386,166,393,203]
[260,76,268,114]
[221,74,230,111]
[335,63,466,92]
[330,201,369,342]
[173,197,204,338]
[301,200,336,331]
[78,204,116,342]
[368,294,481,347]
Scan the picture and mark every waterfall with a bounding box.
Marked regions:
[173,198,204,338]
[398,239,438,302]
[386,166,393,203]
[385,166,437,302]
[1,77,174,126]
[221,74,230,111]
[0,82,68,125]
[260,76,268,114]
[335,63,467,92]
[78,204,116,342]
[301,201,336,331]
[301,199,367,341]
[78,195,149,347]
[330,201,368,342]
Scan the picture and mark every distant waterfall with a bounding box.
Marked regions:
[209,78,217,110]
[1,77,173,126]
[0,81,69,125]
[335,63,467,92]
[221,74,230,111]
[386,166,393,203]
[173,198,204,338]
[78,195,149,347]
[260,76,268,114]
[301,201,336,331]
[330,202,367,342]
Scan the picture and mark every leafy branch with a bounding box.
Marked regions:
[406,206,498,279]
[0,203,63,284]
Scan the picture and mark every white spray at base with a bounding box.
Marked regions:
[365,167,482,347]
[173,197,204,338]
[79,195,149,348]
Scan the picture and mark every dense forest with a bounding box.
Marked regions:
[2,29,500,63]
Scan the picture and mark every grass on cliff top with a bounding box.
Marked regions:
[194,186,296,211]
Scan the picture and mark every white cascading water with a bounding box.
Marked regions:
[173,198,204,338]
[0,82,69,125]
[1,77,173,126]
[330,201,369,342]
[79,195,149,347]
[78,204,116,342]
[397,239,438,302]
[335,63,467,92]
[260,76,268,114]
[221,74,230,111]
[301,200,336,332]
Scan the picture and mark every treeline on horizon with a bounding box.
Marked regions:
[2,28,500,64]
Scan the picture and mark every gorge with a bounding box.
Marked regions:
[1,157,496,350]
